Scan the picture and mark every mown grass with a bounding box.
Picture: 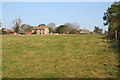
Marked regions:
[2,34,119,78]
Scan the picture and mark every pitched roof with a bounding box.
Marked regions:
[2,28,15,32]
[32,26,47,29]
[80,29,90,33]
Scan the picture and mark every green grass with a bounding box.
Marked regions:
[2,34,119,78]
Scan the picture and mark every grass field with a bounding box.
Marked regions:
[2,34,119,78]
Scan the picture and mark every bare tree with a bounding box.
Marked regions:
[13,17,22,33]
[72,22,80,30]
[64,22,73,30]
[47,23,56,33]
[47,23,56,29]
[65,22,80,30]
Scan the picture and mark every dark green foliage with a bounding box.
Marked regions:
[39,24,46,26]
[13,26,20,33]
[1,28,9,35]
[2,31,8,35]
[56,25,69,34]
[64,22,80,34]
[56,24,79,34]
[48,27,53,33]
[69,29,78,34]
[52,27,58,33]
[33,30,37,34]
[103,1,120,39]
[21,24,32,33]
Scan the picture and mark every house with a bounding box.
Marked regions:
[2,28,16,35]
[7,29,16,34]
[2,28,8,32]
[79,29,90,34]
[32,25,49,34]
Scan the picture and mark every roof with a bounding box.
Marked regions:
[80,29,90,34]
[2,28,8,31]
[7,29,14,32]
[32,26,47,29]
[2,28,15,32]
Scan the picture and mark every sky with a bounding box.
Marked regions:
[1,2,114,31]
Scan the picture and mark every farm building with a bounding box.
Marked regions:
[32,25,49,34]
[79,29,90,34]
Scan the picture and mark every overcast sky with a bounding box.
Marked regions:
[1,2,114,31]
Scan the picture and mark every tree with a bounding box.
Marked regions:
[94,26,103,34]
[47,23,56,33]
[13,17,22,33]
[56,25,69,34]
[103,1,120,39]
[21,24,32,33]
[33,30,37,34]
[48,27,53,33]
[69,29,78,34]
[65,22,80,30]
[47,23,55,33]
[52,27,58,33]
[1,28,8,35]
[47,23,56,29]
[38,24,46,26]
[65,22,80,34]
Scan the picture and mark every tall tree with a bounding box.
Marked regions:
[48,27,53,33]
[65,22,80,30]
[65,22,80,34]
[52,27,58,33]
[21,24,33,33]
[47,23,56,29]
[103,1,120,39]
[103,1,120,32]
[47,23,56,33]
[38,24,46,26]
[13,18,22,33]
[56,25,69,34]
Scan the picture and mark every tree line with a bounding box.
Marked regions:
[1,17,104,35]
[12,18,81,34]
[103,1,120,40]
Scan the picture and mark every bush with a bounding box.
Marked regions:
[33,31,37,34]
[2,31,8,35]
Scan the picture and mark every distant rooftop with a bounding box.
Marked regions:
[32,26,47,29]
